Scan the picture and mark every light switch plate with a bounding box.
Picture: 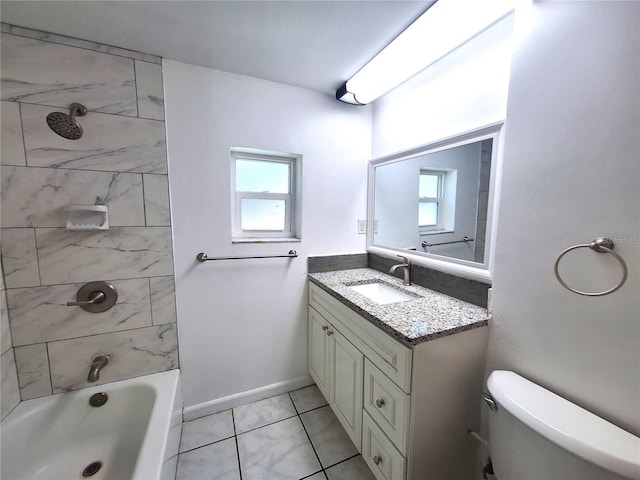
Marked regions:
[358,219,367,234]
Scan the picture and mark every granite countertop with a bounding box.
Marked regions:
[308,268,488,346]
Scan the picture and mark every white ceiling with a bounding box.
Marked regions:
[1,1,433,96]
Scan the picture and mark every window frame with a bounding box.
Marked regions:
[231,148,301,241]
[419,169,445,233]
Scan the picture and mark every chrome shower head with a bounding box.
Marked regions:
[46,103,87,140]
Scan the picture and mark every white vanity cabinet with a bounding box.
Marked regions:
[308,281,489,480]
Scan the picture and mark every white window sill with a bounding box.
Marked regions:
[419,229,455,237]
[232,237,302,244]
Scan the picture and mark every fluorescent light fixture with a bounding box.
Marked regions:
[336,0,515,105]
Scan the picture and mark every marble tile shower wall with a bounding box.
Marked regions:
[0,25,178,401]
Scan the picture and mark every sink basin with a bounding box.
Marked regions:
[349,282,415,305]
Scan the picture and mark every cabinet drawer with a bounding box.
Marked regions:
[363,359,410,455]
[309,283,412,393]
[362,410,406,480]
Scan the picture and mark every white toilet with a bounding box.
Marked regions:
[486,370,640,480]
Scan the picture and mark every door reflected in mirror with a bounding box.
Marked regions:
[369,124,501,273]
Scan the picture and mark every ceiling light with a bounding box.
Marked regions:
[336,0,515,105]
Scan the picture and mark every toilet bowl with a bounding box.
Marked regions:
[486,370,640,480]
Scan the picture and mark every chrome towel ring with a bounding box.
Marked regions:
[554,237,628,296]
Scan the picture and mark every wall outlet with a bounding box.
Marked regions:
[358,219,367,234]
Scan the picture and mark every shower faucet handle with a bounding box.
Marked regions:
[66,291,105,306]
[66,281,118,313]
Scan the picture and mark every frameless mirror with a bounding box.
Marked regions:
[367,124,502,282]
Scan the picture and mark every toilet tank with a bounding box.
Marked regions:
[487,370,640,480]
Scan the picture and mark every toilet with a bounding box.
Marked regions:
[486,370,640,480]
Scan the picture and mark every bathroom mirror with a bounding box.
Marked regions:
[367,123,503,283]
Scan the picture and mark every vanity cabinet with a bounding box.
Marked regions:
[308,281,488,480]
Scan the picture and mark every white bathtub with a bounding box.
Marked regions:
[1,369,182,480]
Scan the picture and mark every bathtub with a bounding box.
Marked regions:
[1,369,182,480]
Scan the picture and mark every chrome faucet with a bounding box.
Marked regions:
[88,354,110,382]
[389,255,411,286]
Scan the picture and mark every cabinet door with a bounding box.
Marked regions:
[331,327,364,451]
[309,307,332,400]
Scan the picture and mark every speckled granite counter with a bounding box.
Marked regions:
[308,268,488,346]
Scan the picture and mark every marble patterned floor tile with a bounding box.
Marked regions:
[290,384,328,414]
[14,343,52,399]
[165,420,183,462]
[143,174,171,226]
[325,456,376,480]
[180,410,235,453]
[1,349,20,420]
[1,24,162,64]
[161,455,178,480]
[1,101,26,165]
[0,228,40,288]
[150,276,177,325]
[237,416,321,480]
[48,324,178,392]
[300,405,358,468]
[35,226,173,285]
[21,104,167,174]
[176,437,240,480]
[304,472,328,480]
[136,60,165,120]
[1,292,11,354]
[233,393,297,434]
[1,166,144,227]
[7,278,152,345]
[1,33,137,116]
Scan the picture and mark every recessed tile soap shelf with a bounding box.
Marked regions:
[66,205,109,231]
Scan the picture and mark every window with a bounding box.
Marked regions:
[231,148,301,241]
[419,170,444,232]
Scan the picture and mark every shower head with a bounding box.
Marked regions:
[46,103,87,140]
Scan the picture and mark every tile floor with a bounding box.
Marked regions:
[176,384,376,480]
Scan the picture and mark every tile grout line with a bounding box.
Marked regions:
[293,391,326,479]
[323,453,361,475]
[231,409,243,480]
[178,388,361,480]
[178,434,235,455]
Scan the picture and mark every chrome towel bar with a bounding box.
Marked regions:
[422,236,474,248]
[196,250,298,262]
[553,237,627,296]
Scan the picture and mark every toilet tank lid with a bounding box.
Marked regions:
[487,370,640,480]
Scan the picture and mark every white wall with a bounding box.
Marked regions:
[487,1,640,435]
[163,60,372,416]
[374,158,418,248]
[372,15,513,158]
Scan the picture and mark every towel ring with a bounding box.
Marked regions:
[554,237,628,296]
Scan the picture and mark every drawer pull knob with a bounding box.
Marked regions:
[375,398,385,408]
[373,455,382,465]
[327,330,334,336]
[322,325,329,331]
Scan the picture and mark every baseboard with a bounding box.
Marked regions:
[182,374,314,421]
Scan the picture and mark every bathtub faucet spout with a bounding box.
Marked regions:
[88,354,110,382]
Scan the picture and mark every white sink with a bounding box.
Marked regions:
[349,282,415,305]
